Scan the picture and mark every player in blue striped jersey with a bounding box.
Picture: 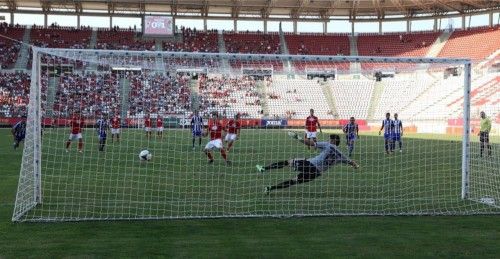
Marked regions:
[11,116,26,149]
[343,117,359,157]
[191,110,204,150]
[379,112,394,154]
[95,115,109,152]
[392,113,404,152]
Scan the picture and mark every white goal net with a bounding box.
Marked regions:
[12,48,500,222]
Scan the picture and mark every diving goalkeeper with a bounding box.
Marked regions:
[256,132,359,194]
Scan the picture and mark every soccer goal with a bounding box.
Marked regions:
[12,47,500,222]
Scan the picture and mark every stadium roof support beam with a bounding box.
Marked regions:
[435,1,464,14]
[107,2,114,14]
[389,0,406,13]
[41,0,51,13]
[5,0,16,11]
[350,0,360,19]
[323,0,339,19]
[459,0,483,10]
[74,1,82,14]
[201,0,209,17]
[373,0,384,19]
[408,0,433,13]
[171,0,178,16]
[4,6,499,24]
[231,0,242,18]
[262,0,277,19]
[290,0,309,19]
[489,10,493,26]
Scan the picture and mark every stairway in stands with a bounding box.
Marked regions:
[278,27,293,74]
[189,79,201,112]
[366,81,384,121]
[256,81,269,116]
[321,83,338,118]
[45,77,58,118]
[120,77,130,120]
[425,31,451,58]
[89,29,97,48]
[87,29,98,71]
[348,35,361,73]
[217,30,230,72]
[14,28,31,69]
[155,39,163,51]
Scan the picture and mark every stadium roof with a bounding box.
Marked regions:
[1,0,499,21]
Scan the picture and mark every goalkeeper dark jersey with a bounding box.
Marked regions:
[12,121,26,140]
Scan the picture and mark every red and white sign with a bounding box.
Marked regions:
[144,16,173,36]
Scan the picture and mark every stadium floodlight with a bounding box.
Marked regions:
[12,47,499,222]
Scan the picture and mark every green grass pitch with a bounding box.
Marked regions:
[1,128,499,257]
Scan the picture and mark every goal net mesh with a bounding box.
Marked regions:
[12,48,500,222]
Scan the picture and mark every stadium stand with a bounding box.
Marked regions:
[164,57,220,71]
[0,24,498,123]
[30,25,92,49]
[285,33,350,56]
[0,72,30,117]
[447,75,500,119]
[357,32,440,70]
[358,32,440,57]
[163,27,218,52]
[400,76,463,120]
[438,26,500,61]
[52,73,120,118]
[198,75,261,118]
[0,23,24,69]
[292,61,350,73]
[96,28,155,51]
[224,32,281,54]
[373,77,436,119]
[229,59,284,72]
[127,73,191,118]
[266,78,329,119]
[330,80,375,119]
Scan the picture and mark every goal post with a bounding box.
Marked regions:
[12,48,43,221]
[12,47,499,222]
[462,61,471,200]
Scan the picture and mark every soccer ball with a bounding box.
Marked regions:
[139,150,152,161]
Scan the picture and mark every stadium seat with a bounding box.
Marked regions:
[357,32,440,71]
[163,27,218,52]
[224,32,281,54]
[197,75,261,118]
[30,25,92,49]
[97,28,155,51]
[267,79,330,119]
[0,72,31,117]
[439,26,500,61]
[330,80,375,119]
[0,23,24,69]
[285,33,350,56]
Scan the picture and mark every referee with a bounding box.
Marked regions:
[478,111,492,157]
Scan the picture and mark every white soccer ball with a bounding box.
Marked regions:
[139,150,152,161]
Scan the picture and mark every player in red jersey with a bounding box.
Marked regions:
[204,112,230,165]
[305,109,322,149]
[156,116,164,140]
[144,114,152,140]
[224,113,241,152]
[110,115,121,143]
[65,113,85,153]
